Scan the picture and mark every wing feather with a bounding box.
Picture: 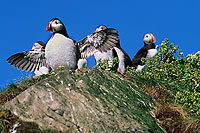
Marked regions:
[26,63,34,72]
[23,61,31,72]
[76,28,119,58]
[14,56,26,67]
[21,60,29,71]
[12,56,25,67]
[30,63,37,72]
[18,59,28,70]
[7,41,49,72]
[6,53,22,63]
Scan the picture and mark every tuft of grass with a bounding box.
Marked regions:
[0,108,16,131]
[0,74,50,106]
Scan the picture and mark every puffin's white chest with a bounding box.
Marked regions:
[94,49,114,62]
[45,34,77,69]
[147,49,158,58]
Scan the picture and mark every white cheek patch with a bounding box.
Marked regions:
[143,33,154,43]
[52,23,63,31]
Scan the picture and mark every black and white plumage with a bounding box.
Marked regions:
[93,25,132,73]
[7,41,51,76]
[7,18,119,75]
[132,33,157,72]
[46,18,119,70]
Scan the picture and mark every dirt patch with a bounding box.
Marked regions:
[140,85,200,133]
[0,86,26,106]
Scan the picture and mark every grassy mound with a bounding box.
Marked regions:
[1,39,200,132]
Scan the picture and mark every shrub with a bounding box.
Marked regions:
[127,39,200,117]
[95,57,119,72]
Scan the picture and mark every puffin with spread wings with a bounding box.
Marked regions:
[93,25,132,74]
[7,18,119,76]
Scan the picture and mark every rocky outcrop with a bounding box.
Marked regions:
[4,68,163,132]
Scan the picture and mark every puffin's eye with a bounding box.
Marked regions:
[55,21,58,24]
[146,35,149,38]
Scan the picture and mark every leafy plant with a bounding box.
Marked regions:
[0,108,16,131]
[127,39,200,117]
[95,57,119,72]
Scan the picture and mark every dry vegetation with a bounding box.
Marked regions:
[140,83,200,132]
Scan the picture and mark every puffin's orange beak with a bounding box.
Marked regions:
[151,34,156,43]
[46,23,51,32]
[46,22,54,32]
[94,29,97,33]
[153,36,156,43]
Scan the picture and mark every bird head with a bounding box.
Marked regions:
[143,33,156,44]
[46,18,64,33]
[31,41,45,51]
[94,25,107,33]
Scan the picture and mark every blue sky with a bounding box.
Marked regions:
[1,0,199,90]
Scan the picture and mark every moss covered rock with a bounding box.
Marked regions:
[4,68,163,132]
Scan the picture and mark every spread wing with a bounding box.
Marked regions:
[7,42,48,72]
[76,28,119,58]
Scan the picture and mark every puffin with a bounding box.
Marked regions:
[93,25,132,73]
[6,41,51,76]
[7,18,119,74]
[132,33,157,72]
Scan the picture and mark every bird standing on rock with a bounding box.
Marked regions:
[93,25,132,74]
[132,33,157,72]
[7,18,119,75]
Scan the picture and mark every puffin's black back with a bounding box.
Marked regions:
[132,43,156,66]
